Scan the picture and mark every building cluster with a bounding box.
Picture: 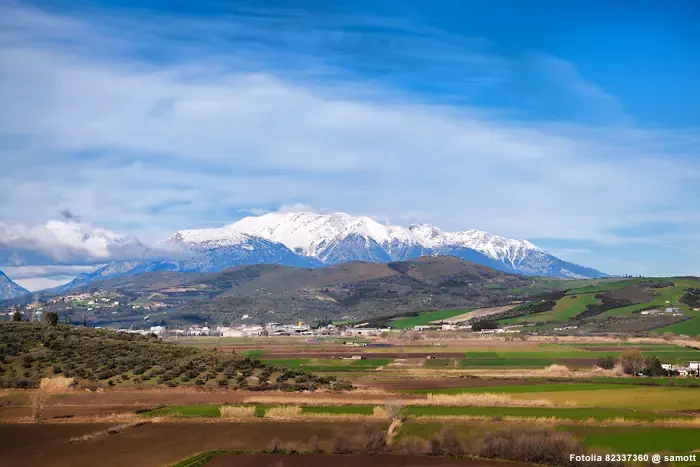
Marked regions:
[661,361,700,377]
[640,308,683,316]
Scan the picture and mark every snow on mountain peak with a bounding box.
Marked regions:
[189,212,540,263]
[169,225,250,247]
[164,212,557,273]
[231,211,416,256]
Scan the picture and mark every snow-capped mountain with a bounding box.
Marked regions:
[171,212,607,279]
[167,228,322,270]
[0,268,29,300]
[5,212,607,293]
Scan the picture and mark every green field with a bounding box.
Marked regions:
[398,422,700,455]
[424,358,454,368]
[660,317,700,335]
[503,293,600,324]
[388,308,474,329]
[402,405,688,422]
[301,405,376,415]
[561,426,700,454]
[260,358,392,371]
[242,349,267,359]
[146,404,223,417]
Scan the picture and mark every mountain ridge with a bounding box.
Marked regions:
[2,212,607,293]
[0,269,29,300]
[170,212,607,279]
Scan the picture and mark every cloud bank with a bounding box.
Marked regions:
[0,2,699,278]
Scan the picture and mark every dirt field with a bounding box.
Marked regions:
[208,453,533,467]
[0,421,386,467]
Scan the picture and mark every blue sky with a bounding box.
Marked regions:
[0,0,699,286]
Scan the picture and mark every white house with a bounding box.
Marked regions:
[689,361,700,371]
[661,363,673,371]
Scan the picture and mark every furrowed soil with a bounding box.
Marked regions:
[208,453,533,467]
[0,422,386,467]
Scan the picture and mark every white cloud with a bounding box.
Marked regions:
[278,204,320,213]
[0,3,698,276]
[13,276,75,292]
[1,265,101,279]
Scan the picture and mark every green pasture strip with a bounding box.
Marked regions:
[389,308,474,329]
[560,426,700,454]
[402,382,630,395]
[403,406,688,422]
[260,358,391,371]
[424,358,454,368]
[242,349,267,359]
[301,405,376,415]
[145,404,222,417]
[259,358,310,368]
[568,377,700,387]
[503,294,600,324]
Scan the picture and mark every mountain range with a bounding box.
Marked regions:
[0,269,29,300]
[2,212,607,294]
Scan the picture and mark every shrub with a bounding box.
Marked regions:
[479,428,588,466]
[395,437,428,455]
[44,312,59,326]
[385,402,404,420]
[219,405,256,418]
[437,426,463,456]
[360,424,387,453]
[596,356,616,370]
[332,433,352,454]
[39,376,74,392]
[266,406,302,418]
[308,435,323,454]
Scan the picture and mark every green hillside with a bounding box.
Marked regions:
[498,278,700,335]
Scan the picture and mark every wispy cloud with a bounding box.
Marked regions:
[0,3,698,276]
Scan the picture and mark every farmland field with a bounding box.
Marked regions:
[4,328,700,466]
[388,308,474,329]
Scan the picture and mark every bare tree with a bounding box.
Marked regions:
[31,391,47,422]
[621,349,645,375]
